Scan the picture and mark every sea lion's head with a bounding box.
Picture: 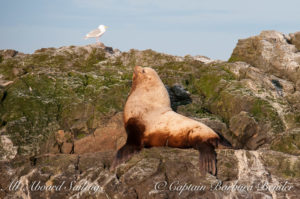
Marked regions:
[127,66,171,109]
[132,66,161,84]
[131,66,165,92]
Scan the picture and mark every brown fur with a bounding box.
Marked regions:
[111,66,230,175]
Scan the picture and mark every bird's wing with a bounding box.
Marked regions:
[86,29,101,37]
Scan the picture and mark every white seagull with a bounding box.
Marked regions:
[84,25,108,43]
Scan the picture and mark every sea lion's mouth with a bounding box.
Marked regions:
[132,66,139,80]
[133,66,143,78]
[134,66,142,74]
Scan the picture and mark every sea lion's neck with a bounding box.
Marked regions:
[124,85,171,123]
[132,84,171,106]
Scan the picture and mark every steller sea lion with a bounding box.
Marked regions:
[110,66,231,175]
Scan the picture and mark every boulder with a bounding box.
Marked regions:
[289,31,300,51]
[0,49,18,59]
[229,30,300,84]
[229,111,260,149]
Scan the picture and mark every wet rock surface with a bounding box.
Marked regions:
[0,31,300,198]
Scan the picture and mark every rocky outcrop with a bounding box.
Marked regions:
[0,31,300,198]
[229,30,300,84]
[289,31,300,51]
[0,49,20,59]
[0,148,299,199]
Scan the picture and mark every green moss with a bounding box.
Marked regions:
[41,166,52,174]
[76,133,86,139]
[32,53,50,63]
[182,68,284,135]
[22,47,108,73]
[95,84,130,114]
[262,151,300,179]
[296,114,300,123]
[251,99,266,118]
[84,49,105,69]
[196,74,221,99]
[224,162,233,168]
[0,59,18,80]
[277,159,299,178]
[271,130,300,155]
[52,55,68,67]
[183,64,234,98]
[0,67,130,154]
[0,75,61,152]
[250,99,284,133]
[284,113,300,129]
[228,55,243,63]
[282,168,296,178]
[0,44,293,159]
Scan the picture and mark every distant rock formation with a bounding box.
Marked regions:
[230,30,300,85]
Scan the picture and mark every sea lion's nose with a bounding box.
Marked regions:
[134,66,142,74]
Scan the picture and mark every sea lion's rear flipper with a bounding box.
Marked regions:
[110,117,145,171]
[196,142,217,176]
[214,132,233,149]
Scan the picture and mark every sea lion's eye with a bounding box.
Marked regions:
[142,69,145,73]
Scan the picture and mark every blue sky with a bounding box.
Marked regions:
[1,0,300,60]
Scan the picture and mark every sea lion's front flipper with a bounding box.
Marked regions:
[110,144,141,170]
[196,142,217,176]
[110,117,145,171]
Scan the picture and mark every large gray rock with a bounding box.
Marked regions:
[229,111,260,149]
